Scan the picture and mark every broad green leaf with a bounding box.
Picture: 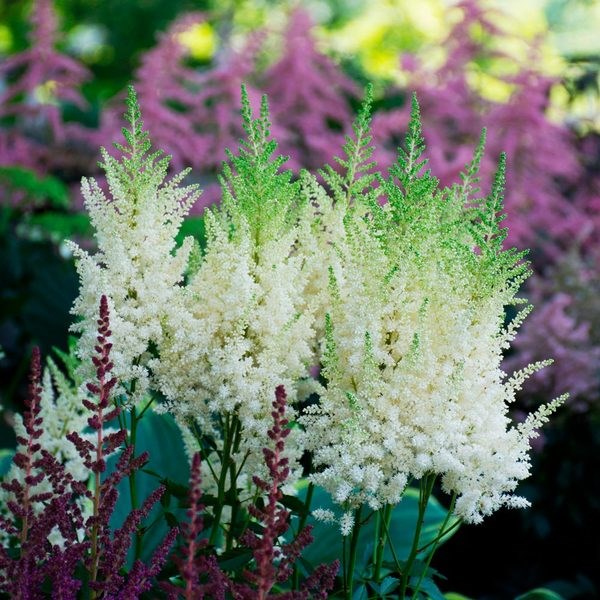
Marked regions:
[108,409,190,567]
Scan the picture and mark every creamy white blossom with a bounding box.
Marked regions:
[69,88,199,401]
[300,99,564,525]
[151,92,315,484]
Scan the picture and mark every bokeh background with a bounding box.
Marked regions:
[0,0,599,598]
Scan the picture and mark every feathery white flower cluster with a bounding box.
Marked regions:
[62,86,561,529]
[152,94,315,482]
[300,99,564,525]
[69,87,199,401]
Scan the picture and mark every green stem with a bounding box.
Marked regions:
[292,482,315,589]
[412,493,459,599]
[399,474,436,599]
[374,504,393,583]
[417,517,461,554]
[225,418,242,551]
[137,396,154,419]
[209,414,235,547]
[347,506,363,600]
[380,506,403,574]
[373,510,380,575]
[342,534,348,598]
[129,406,144,560]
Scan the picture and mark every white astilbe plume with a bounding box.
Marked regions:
[152,90,314,485]
[69,87,200,400]
[300,97,564,527]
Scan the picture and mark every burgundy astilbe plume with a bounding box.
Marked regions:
[232,385,339,600]
[0,347,89,598]
[163,452,230,599]
[67,294,176,597]
[0,296,176,596]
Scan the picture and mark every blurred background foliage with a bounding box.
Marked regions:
[0,0,599,598]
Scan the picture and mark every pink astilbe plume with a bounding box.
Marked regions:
[232,385,339,600]
[163,452,230,599]
[484,65,583,256]
[100,13,208,172]
[571,132,600,255]
[506,252,600,411]
[194,32,265,168]
[0,0,91,162]
[265,8,359,171]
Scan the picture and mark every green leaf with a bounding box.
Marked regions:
[280,493,309,515]
[0,166,70,209]
[352,584,369,600]
[0,448,15,477]
[108,409,190,568]
[515,589,565,600]
[409,574,447,600]
[163,511,179,528]
[379,576,400,594]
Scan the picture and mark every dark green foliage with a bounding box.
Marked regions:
[0,208,78,416]
[0,167,70,209]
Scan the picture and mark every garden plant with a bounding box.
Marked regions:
[0,76,566,596]
[1,0,599,598]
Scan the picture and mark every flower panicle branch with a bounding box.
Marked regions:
[164,452,229,599]
[234,385,339,600]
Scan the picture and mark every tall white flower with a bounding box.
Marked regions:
[300,96,564,525]
[69,86,200,401]
[152,90,315,483]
